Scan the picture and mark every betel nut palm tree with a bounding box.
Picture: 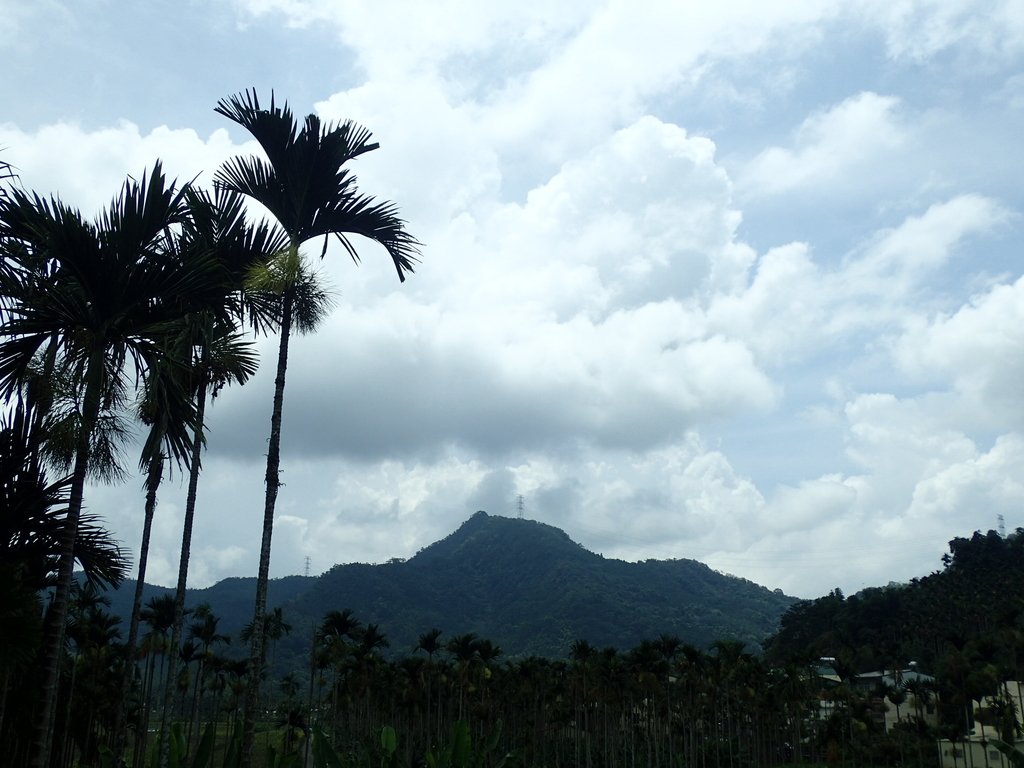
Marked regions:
[0,163,221,768]
[212,88,420,768]
[151,188,285,768]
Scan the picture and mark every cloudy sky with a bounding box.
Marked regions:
[3,0,1023,600]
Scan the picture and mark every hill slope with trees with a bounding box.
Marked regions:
[107,511,797,665]
[766,527,1024,674]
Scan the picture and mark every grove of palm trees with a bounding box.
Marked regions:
[0,91,418,767]
[3,97,1024,768]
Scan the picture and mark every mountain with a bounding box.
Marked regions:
[104,511,797,669]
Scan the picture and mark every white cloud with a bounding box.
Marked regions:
[858,0,1024,61]
[0,121,250,214]
[894,276,1024,430]
[234,0,834,164]
[314,76,502,229]
[701,397,1024,595]
[844,393,979,483]
[908,434,1024,521]
[739,92,905,197]
[762,476,859,536]
[707,194,1011,369]
[845,194,1010,292]
[707,242,824,365]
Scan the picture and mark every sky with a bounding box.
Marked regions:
[2,0,1023,600]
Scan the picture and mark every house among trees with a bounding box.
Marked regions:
[852,664,938,733]
[939,681,1024,768]
[815,658,938,733]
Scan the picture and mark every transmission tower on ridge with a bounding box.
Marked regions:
[998,514,1006,538]
[304,555,311,578]
[516,494,525,519]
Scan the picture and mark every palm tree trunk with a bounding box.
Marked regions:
[187,657,204,757]
[305,625,317,768]
[58,652,78,768]
[133,647,158,768]
[0,668,8,742]
[241,285,294,768]
[158,374,209,768]
[113,455,164,759]
[29,350,103,768]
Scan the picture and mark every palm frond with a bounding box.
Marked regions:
[215,90,300,173]
[0,168,229,407]
[98,161,190,266]
[292,269,335,336]
[318,195,420,280]
[0,403,74,586]
[181,185,289,333]
[41,409,130,484]
[193,316,261,398]
[137,350,199,475]
[73,512,130,589]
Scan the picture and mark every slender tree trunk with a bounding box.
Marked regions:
[0,668,8,741]
[241,286,294,768]
[113,455,164,759]
[305,625,317,768]
[58,652,78,768]
[29,351,103,768]
[158,375,209,768]
[133,647,158,768]
[186,657,202,757]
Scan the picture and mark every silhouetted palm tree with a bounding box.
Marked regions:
[185,605,230,749]
[213,88,419,768]
[132,595,178,768]
[416,629,444,740]
[62,586,124,767]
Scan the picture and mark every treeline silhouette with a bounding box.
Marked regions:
[4,527,1024,766]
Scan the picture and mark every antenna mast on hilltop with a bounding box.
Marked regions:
[304,556,311,578]
[517,494,525,519]
[998,514,1006,538]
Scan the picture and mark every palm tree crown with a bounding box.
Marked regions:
[214,89,420,275]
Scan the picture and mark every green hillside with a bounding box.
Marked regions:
[106,511,796,671]
[766,527,1024,673]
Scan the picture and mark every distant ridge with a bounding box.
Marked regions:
[105,511,797,669]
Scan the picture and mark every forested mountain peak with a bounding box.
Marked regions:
[410,510,592,566]
[106,511,796,661]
